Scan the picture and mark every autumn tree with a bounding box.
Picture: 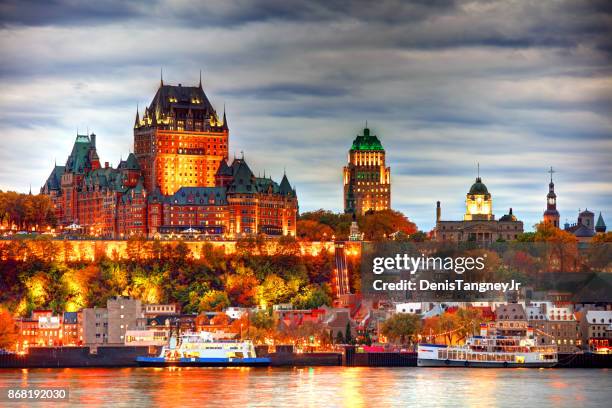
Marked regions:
[296,220,335,241]
[380,313,421,345]
[0,308,18,350]
[533,222,579,272]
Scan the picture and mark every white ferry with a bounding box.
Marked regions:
[136,331,270,367]
[418,324,557,368]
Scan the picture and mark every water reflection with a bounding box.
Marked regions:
[0,367,609,407]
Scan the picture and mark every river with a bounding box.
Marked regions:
[0,367,610,407]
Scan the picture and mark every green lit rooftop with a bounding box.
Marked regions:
[350,127,384,151]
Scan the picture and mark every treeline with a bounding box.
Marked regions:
[0,237,362,318]
[0,191,56,231]
[297,209,420,241]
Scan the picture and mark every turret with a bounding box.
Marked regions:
[595,212,607,233]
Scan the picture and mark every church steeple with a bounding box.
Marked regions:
[543,166,560,228]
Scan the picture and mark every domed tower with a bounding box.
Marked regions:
[543,166,560,228]
[464,166,494,221]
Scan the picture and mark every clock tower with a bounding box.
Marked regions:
[543,166,560,228]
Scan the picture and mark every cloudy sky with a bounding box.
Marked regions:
[0,0,610,231]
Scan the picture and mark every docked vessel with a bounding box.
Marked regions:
[136,331,270,367]
[418,324,557,368]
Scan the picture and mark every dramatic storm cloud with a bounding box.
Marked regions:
[0,0,610,230]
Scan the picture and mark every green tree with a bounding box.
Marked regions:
[250,310,275,330]
[380,313,421,345]
[344,321,353,345]
[291,284,331,309]
[199,290,230,312]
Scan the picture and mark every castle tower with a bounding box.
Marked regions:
[134,75,229,195]
[343,126,391,215]
[543,166,560,228]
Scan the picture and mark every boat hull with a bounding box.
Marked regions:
[136,356,271,367]
[417,358,556,368]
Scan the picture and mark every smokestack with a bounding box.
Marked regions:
[509,207,513,215]
[436,201,441,223]
[90,133,96,148]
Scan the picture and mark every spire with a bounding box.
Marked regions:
[160,68,164,87]
[199,69,202,88]
[548,166,555,183]
[596,212,607,232]
[222,105,228,130]
[134,104,140,127]
[29,184,32,195]
[280,172,292,195]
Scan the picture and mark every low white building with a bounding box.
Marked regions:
[124,329,169,346]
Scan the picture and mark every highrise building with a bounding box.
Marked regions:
[134,74,229,195]
[343,126,391,215]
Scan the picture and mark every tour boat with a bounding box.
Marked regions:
[136,331,270,367]
[417,324,557,368]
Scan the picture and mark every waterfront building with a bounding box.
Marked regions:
[143,303,181,318]
[543,167,560,227]
[124,329,169,346]
[580,310,612,352]
[494,303,528,337]
[433,172,524,242]
[343,126,391,215]
[526,303,580,353]
[16,310,82,350]
[42,76,298,239]
[82,297,144,346]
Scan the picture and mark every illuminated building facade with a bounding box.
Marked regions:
[16,310,83,349]
[343,127,391,215]
[434,174,524,242]
[42,76,297,238]
[134,76,228,195]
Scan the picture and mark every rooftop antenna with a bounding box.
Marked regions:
[548,166,555,182]
[365,120,368,128]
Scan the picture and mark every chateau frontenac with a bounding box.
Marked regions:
[42,77,298,238]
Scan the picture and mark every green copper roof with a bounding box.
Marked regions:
[350,127,384,151]
[596,212,606,228]
[468,177,489,195]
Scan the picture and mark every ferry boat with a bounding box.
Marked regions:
[136,331,271,367]
[418,324,557,368]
